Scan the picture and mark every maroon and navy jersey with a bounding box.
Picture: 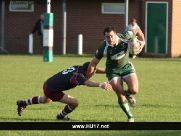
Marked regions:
[45,66,87,92]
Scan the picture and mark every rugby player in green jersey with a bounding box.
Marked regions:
[86,27,145,122]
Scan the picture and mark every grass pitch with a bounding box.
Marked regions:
[0,55,181,135]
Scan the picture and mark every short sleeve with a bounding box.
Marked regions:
[70,73,87,85]
[95,41,106,60]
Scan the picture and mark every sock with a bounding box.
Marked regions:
[124,89,132,96]
[22,96,41,106]
[59,105,73,118]
[119,100,134,119]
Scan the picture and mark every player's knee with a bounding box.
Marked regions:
[41,100,47,103]
[130,86,139,94]
[132,89,138,94]
[40,96,47,103]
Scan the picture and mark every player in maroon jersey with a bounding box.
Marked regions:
[16,62,112,120]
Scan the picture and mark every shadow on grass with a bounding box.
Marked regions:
[1,116,123,122]
[0,117,55,122]
[141,104,180,108]
[93,104,118,108]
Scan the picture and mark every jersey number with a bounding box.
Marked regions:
[62,67,75,74]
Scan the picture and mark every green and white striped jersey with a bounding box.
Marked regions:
[95,30,136,73]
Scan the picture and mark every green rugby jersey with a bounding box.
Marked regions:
[95,30,136,73]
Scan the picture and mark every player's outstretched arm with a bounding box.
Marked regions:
[86,57,100,79]
[83,80,112,91]
[132,28,145,42]
[132,29,145,54]
[95,68,105,73]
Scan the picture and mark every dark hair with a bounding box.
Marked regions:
[103,27,116,36]
[82,62,90,72]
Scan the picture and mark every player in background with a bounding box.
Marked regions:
[125,18,140,31]
[16,62,112,120]
[86,27,145,122]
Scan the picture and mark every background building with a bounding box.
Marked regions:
[0,0,181,57]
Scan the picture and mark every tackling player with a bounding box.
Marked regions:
[86,27,145,122]
[16,62,112,120]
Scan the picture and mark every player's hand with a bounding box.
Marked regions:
[137,40,145,54]
[100,82,112,91]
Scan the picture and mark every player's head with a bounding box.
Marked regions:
[82,62,90,72]
[40,14,44,21]
[131,18,137,26]
[103,27,117,45]
[82,62,96,78]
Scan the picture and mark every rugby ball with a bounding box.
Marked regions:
[128,37,141,56]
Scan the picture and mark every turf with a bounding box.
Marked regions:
[0,55,181,135]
